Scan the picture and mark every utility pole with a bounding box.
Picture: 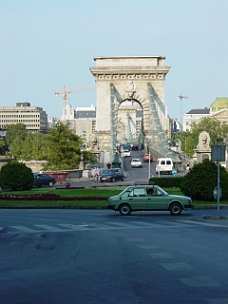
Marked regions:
[177,93,188,130]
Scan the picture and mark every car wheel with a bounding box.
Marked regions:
[112,177,115,182]
[48,181,53,187]
[100,179,103,182]
[121,177,124,181]
[119,204,132,215]
[170,203,182,215]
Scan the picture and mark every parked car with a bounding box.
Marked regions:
[123,149,131,157]
[131,158,142,168]
[100,168,125,182]
[143,154,153,162]
[107,185,193,215]
[34,173,56,187]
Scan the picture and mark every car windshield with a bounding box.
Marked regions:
[118,186,135,196]
[156,186,169,196]
[102,169,114,174]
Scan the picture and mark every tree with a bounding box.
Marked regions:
[0,138,5,155]
[179,117,228,157]
[32,132,44,160]
[21,132,33,161]
[180,159,228,201]
[42,121,83,170]
[191,117,224,146]
[5,123,27,146]
[9,137,23,160]
[0,161,34,191]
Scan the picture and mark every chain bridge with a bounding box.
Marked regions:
[90,56,176,166]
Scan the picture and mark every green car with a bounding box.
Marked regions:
[107,185,193,215]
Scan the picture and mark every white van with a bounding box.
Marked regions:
[156,158,173,175]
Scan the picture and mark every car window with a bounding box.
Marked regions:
[129,188,146,197]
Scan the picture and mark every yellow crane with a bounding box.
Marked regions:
[54,85,96,106]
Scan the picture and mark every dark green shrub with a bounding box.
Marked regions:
[149,176,184,188]
[0,161,34,191]
[180,159,228,201]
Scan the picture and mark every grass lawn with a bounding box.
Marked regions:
[0,186,226,208]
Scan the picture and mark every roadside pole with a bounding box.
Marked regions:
[211,145,225,216]
[148,150,151,180]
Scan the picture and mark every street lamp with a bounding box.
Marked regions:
[79,145,84,170]
[175,140,179,152]
[148,149,151,180]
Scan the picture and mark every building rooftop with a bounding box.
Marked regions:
[75,111,96,119]
[186,108,210,115]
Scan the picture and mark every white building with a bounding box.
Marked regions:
[183,108,210,131]
[0,102,48,133]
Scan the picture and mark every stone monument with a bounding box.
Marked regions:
[194,131,211,163]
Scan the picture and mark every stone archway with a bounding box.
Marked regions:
[90,56,171,155]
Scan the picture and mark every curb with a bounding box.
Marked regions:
[203,215,228,220]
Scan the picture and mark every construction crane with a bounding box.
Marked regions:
[177,92,188,128]
[54,85,96,106]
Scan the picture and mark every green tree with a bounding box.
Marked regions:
[191,117,224,146]
[42,121,83,170]
[0,138,5,155]
[32,132,44,160]
[10,137,23,160]
[5,123,27,146]
[179,117,228,157]
[21,132,33,160]
[0,161,34,191]
[180,159,228,201]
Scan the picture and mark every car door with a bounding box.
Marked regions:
[34,174,42,186]
[127,188,148,209]
[147,188,168,210]
[114,169,122,180]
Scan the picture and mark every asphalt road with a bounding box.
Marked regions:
[64,149,183,188]
[1,208,228,304]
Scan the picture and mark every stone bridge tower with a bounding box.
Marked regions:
[90,56,171,155]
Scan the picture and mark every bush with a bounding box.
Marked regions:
[0,161,34,191]
[149,176,184,188]
[180,159,228,201]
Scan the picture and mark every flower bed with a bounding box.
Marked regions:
[0,193,107,201]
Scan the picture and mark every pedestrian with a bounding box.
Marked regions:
[186,163,190,173]
[107,161,111,169]
[94,167,100,181]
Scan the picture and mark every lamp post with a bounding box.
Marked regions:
[175,140,179,152]
[79,145,84,170]
[148,149,151,180]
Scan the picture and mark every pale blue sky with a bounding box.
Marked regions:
[1,0,228,122]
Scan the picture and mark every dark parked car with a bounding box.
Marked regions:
[34,173,56,187]
[100,168,125,182]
